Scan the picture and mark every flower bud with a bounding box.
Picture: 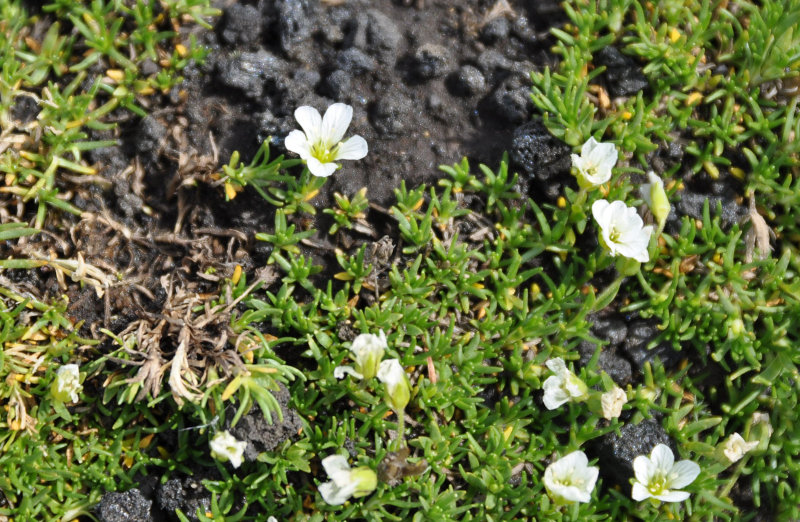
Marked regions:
[715,432,758,464]
[377,359,410,414]
[640,171,671,231]
[349,466,378,498]
[50,364,82,403]
[210,431,247,468]
[747,412,773,452]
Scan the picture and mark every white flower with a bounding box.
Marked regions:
[544,450,599,503]
[334,331,387,381]
[542,358,589,410]
[284,103,368,177]
[640,171,671,229]
[318,454,377,505]
[51,364,82,403]
[209,431,247,468]
[600,385,628,420]
[720,432,759,463]
[267,517,278,522]
[592,199,654,263]
[631,444,700,502]
[571,137,618,186]
[377,358,411,413]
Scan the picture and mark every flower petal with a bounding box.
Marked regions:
[334,135,368,160]
[654,489,691,503]
[545,357,567,375]
[631,482,652,501]
[668,460,701,489]
[322,455,352,485]
[650,444,675,472]
[295,106,322,144]
[591,199,612,227]
[542,376,570,410]
[319,480,355,505]
[322,103,353,147]
[333,365,364,380]
[284,130,312,159]
[632,455,655,484]
[307,157,339,178]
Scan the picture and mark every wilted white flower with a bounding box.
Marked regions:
[631,444,700,502]
[600,385,628,420]
[592,199,654,263]
[377,359,411,413]
[318,454,377,506]
[640,171,671,230]
[334,331,387,381]
[542,358,589,410]
[284,103,368,177]
[719,432,759,464]
[51,364,82,403]
[210,431,247,468]
[571,137,618,187]
[543,450,599,503]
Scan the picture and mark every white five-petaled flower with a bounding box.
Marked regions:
[640,171,671,229]
[543,450,599,504]
[592,199,654,263]
[542,357,589,410]
[318,455,377,506]
[334,331,387,381]
[600,385,628,420]
[377,358,411,414]
[209,431,247,468]
[571,137,618,187]
[720,432,759,463]
[631,444,700,503]
[51,364,82,403]
[284,103,368,177]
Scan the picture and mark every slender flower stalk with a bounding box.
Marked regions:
[284,103,368,177]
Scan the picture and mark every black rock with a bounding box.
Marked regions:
[364,9,402,65]
[322,70,352,100]
[510,15,538,44]
[293,68,320,92]
[621,318,683,373]
[577,341,633,386]
[337,47,377,75]
[276,0,315,58]
[509,120,572,187]
[370,93,413,136]
[591,418,673,485]
[477,49,513,80]
[220,3,262,46]
[411,43,451,81]
[10,95,39,124]
[139,58,159,76]
[215,50,288,100]
[489,76,533,124]
[227,383,304,459]
[96,489,153,522]
[157,477,210,522]
[675,191,747,227]
[481,17,510,44]
[592,315,628,347]
[595,46,649,97]
[451,65,486,96]
[135,116,166,156]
